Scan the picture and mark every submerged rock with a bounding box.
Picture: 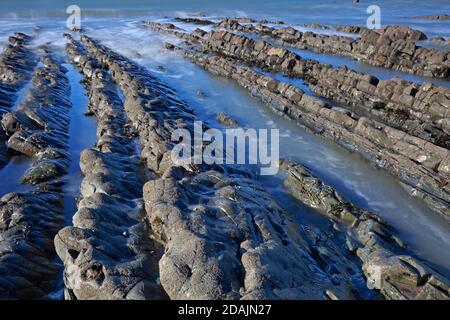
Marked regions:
[144,166,366,299]
[216,112,238,126]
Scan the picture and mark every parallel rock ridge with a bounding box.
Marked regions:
[145,22,450,149]
[203,30,450,149]
[3,48,71,184]
[214,18,450,79]
[0,44,68,299]
[145,23,450,218]
[0,17,448,302]
[80,35,196,175]
[0,32,35,169]
[57,35,382,300]
[55,36,167,300]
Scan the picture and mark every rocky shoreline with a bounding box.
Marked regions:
[0,15,449,300]
[0,45,69,299]
[144,22,450,219]
[213,18,449,79]
[0,33,35,169]
[281,160,449,299]
[3,47,71,184]
[54,36,167,300]
[64,35,381,300]
[146,23,450,149]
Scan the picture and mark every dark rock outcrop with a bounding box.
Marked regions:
[174,17,214,25]
[0,32,35,169]
[3,47,71,184]
[0,190,64,299]
[0,46,72,300]
[214,19,449,79]
[73,35,380,300]
[54,36,168,300]
[281,160,450,300]
[159,38,450,218]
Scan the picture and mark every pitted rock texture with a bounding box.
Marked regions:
[162,40,450,218]
[55,37,167,300]
[144,166,365,300]
[0,32,35,169]
[75,36,379,300]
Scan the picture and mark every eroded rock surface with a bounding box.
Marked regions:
[281,160,450,300]
[159,38,450,218]
[146,23,450,149]
[54,36,168,300]
[72,35,381,300]
[0,45,70,300]
[3,47,71,184]
[202,30,450,148]
[0,191,64,299]
[214,19,449,79]
[0,32,35,168]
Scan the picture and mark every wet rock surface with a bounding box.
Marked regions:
[54,36,168,300]
[281,160,450,299]
[0,45,71,299]
[303,23,366,34]
[0,191,64,299]
[80,35,197,175]
[144,165,372,299]
[69,35,384,300]
[174,17,214,25]
[154,32,450,218]
[204,30,450,148]
[0,16,448,301]
[3,47,71,184]
[146,23,450,149]
[0,32,35,169]
[214,19,449,79]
